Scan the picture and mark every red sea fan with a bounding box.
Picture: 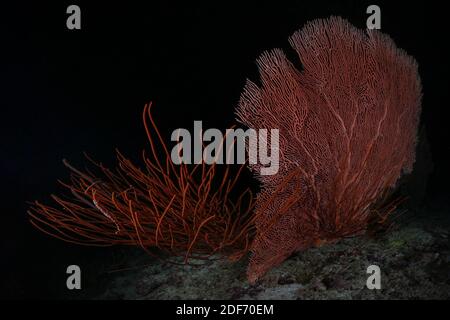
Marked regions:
[236,17,422,282]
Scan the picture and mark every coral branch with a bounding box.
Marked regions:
[29,102,255,262]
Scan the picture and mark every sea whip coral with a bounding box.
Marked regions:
[236,17,422,282]
[29,102,255,263]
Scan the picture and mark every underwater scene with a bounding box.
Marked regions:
[4,0,449,307]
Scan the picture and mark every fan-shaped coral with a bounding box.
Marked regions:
[236,17,422,282]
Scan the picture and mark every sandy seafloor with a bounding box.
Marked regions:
[91,205,449,300]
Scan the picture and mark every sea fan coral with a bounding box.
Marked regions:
[29,102,255,263]
[236,17,422,282]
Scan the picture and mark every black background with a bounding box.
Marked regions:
[3,1,449,299]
